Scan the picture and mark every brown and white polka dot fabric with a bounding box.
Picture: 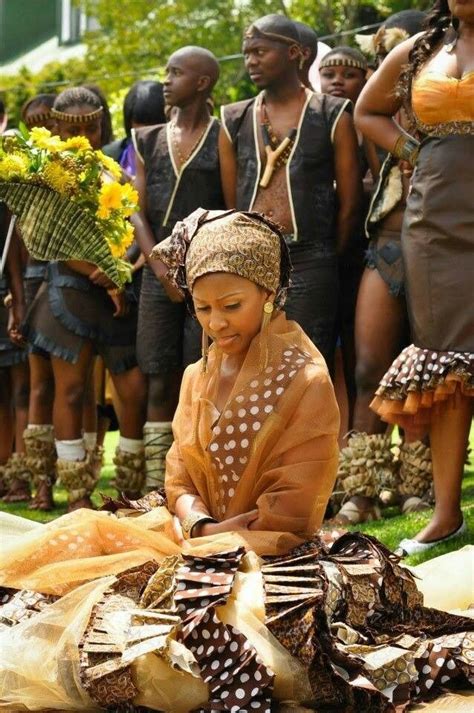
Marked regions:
[208,346,312,518]
[377,344,474,398]
[175,548,274,711]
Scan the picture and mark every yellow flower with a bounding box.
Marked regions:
[120,182,138,216]
[0,153,28,180]
[63,136,91,152]
[29,127,64,152]
[98,182,123,217]
[97,150,122,180]
[108,240,124,258]
[123,221,135,249]
[42,161,77,195]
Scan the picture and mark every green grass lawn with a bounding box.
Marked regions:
[1,429,473,566]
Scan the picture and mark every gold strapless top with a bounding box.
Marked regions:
[411,71,474,136]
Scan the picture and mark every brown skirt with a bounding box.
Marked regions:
[372,135,474,429]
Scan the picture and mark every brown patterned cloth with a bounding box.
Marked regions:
[79,561,163,707]
[0,587,58,631]
[175,548,274,712]
[151,208,292,310]
[262,533,474,712]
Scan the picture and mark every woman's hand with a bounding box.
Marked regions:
[89,267,116,289]
[107,289,128,318]
[6,295,26,347]
[199,510,259,537]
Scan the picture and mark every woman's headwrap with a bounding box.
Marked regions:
[151,208,292,310]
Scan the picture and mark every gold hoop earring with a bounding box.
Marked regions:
[259,301,274,371]
[201,329,209,374]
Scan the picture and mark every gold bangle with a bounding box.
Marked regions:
[392,133,420,167]
[107,287,124,296]
[181,512,217,540]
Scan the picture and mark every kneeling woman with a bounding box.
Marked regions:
[0,211,472,712]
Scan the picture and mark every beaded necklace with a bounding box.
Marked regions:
[170,119,211,171]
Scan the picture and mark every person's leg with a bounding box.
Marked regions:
[137,267,186,491]
[284,247,338,373]
[338,251,365,432]
[24,353,56,511]
[0,368,13,496]
[1,361,32,503]
[110,365,147,497]
[82,356,98,445]
[10,362,29,453]
[28,353,54,425]
[51,343,96,511]
[353,267,407,433]
[411,395,472,543]
[332,267,408,524]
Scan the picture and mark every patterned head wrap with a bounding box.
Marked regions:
[151,209,291,310]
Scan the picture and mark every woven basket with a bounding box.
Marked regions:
[0,182,121,285]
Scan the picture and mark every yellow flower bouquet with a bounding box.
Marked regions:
[0,126,138,287]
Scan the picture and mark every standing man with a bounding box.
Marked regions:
[132,46,225,490]
[219,14,362,370]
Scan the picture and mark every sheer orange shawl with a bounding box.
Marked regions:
[166,311,340,554]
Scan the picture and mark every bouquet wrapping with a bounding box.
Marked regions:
[0,126,138,287]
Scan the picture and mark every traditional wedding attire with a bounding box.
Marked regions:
[0,313,473,711]
[372,70,474,429]
[133,120,225,375]
[221,91,351,368]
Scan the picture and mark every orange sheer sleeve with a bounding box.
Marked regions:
[165,366,200,511]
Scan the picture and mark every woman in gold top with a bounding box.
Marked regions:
[356,0,474,555]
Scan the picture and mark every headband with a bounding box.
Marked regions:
[319,56,367,72]
[51,106,103,124]
[244,24,302,50]
[24,111,54,128]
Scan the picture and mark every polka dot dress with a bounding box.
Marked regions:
[208,347,312,517]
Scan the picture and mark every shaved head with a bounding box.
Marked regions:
[168,46,220,93]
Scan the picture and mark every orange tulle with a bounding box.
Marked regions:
[371,374,473,436]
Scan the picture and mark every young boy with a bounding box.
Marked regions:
[132,46,225,489]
